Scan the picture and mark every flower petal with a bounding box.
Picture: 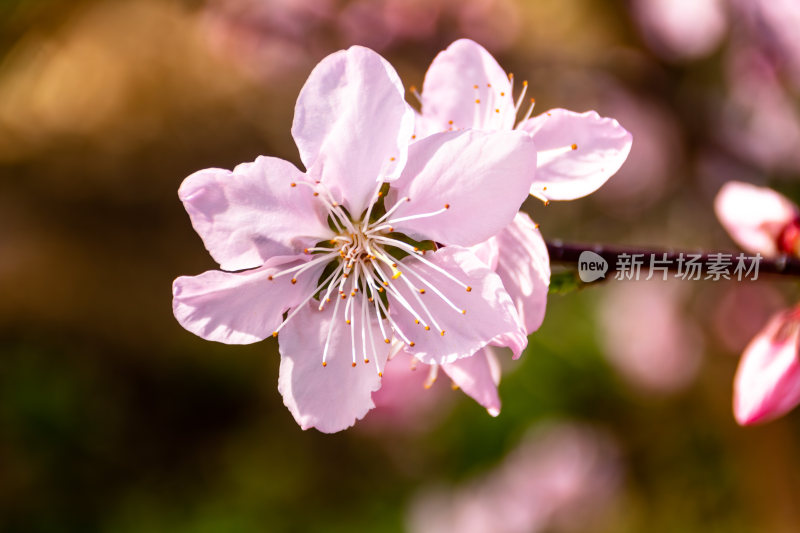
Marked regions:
[387,129,536,246]
[421,39,515,132]
[442,347,502,416]
[492,212,550,334]
[292,46,415,216]
[517,109,632,201]
[714,181,799,257]
[734,309,800,425]
[387,246,526,365]
[278,299,391,433]
[172,256,323,345]
[178,156,332,271]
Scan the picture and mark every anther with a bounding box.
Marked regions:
[313,192,319,197]
[500,92,505,96]
[378,372,383,377]
[444,203,450,209]
[473,84,478,89]
[475,99,480,104]
[461,309,466,314]
[346,319,351,324]
[268,275,273,281]
[390,157,395,161]
[415,319,420,324]
[466,286,472,292]
[440,330,446,336]
[364,359,370,364]
[419,289,426,294]
[411,134,416,139]
[487,83,491,87]
[571,143,578,150]
[272,331,278,337]
[384,338,391,344]
[448,120,454,125]
[424,326,431,331]
[409,342,415,347]
[495,109,500,113]
[322,362,327,367]
[291,278,297,284]
[290,182,296,187]
[351,362,356,368]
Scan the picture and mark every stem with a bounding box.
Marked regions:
[546,241,800,277]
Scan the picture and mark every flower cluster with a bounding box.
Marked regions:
[173,40,631,432]
[715,182,800,425]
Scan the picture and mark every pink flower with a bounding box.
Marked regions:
[630,0,727,61]
[734,308,800,425]
[390,39,630,414]
[715,181,800,424]
[714,181,800,257]
[414,39,633,203]
[386,212,550,416]
[172,46,536,433]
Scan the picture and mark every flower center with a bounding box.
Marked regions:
[268,181,473,375]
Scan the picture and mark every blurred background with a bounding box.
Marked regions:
[2,0,800,531]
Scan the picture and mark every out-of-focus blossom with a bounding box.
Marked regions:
[203,0,334,81]
[592,86,683,218]
[734,308,800,425]
[407,422,622,533]
[630,0,727,61]
[712,283,786,353]
[415,39,633,203]
[338,0,520,52]
[731,0,800,88]
[718,46,800,173]
[714,181,800,257]
[598,279,704,394]
[172,46,534,433]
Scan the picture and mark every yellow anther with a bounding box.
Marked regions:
[409,342,415,347]
[390,157,395,161]
[440,330,445,336]
[444,203,450,209]
[473,84,479,89]
[495,109,500,113]
[466,286,472,292]
[272,331,278,337]
[571,143,577,150]
[291,278,297,284]
[475,99,481,104]
[322,361,327,367]
[419,289,426,294]
[351,362,356,368]
[384,338,391,344]
[424,326,431,331]
[461,309,466,315]
[364,359,370,364]
[392,270,402,280]
[290,182,297,187]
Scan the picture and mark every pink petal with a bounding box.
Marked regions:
[492,212,550,334]
[714,181,799,257]
[387,129,536,246]
[277,300,391,433]
[442,347,502,416]
[172,256,323,345]
[420,39,515,132]
[518,109,632,201]
[388,246,526,365]
[734,309,800,425]
[291,46,415,216]
[469,238,500,271]
[178,156,332,271]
